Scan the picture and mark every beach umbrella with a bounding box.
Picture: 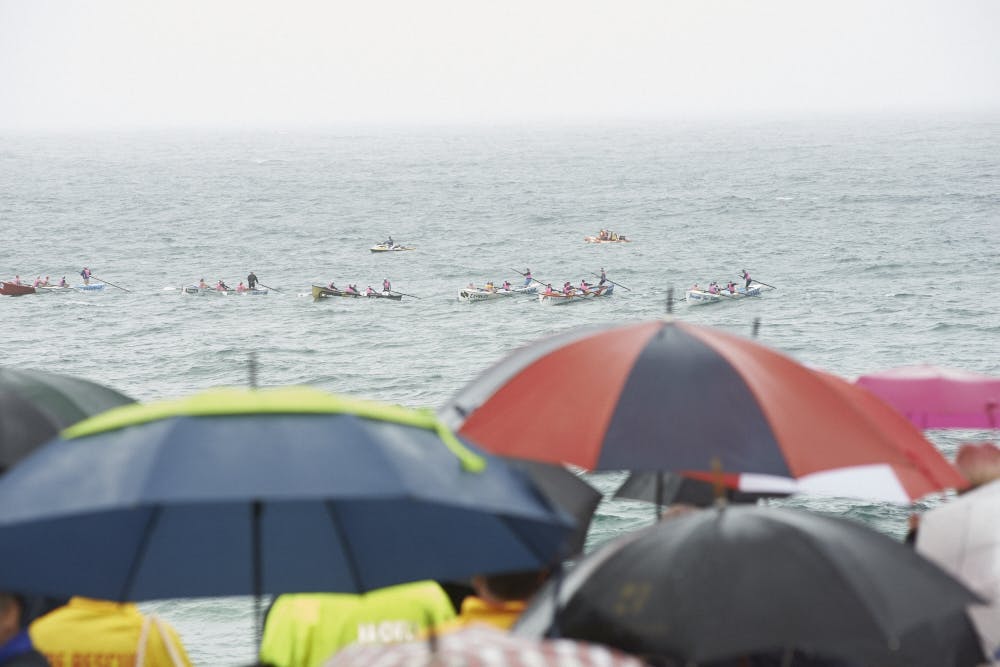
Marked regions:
[325,624,647,667]
[0,366,135,472]
[855,364,1000,430]
[917,478,1000,662]
[440,320,964,503]
[515,505,983,666]
[0,386,576,604]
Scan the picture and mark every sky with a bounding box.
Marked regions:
[0,0,998,130]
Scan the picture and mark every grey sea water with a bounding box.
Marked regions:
[2,116,999,664]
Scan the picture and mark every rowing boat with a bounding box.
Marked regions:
[311,285,401,302]
[458,285,538,302]
[183,286,268,296]
[538,284,614,305]
[685,283,769,305]
[584,236,631,244]
[35,286,75,294]
[370,244,415,253]
[0,282,35,296]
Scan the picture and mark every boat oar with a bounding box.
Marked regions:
[258,283,280,292]
[389,290,421,299]
[592,274,631,291]
[738,275,777,290]
[92,276,131,293]
[511,268,548,287]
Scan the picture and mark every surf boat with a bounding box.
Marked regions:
[370,243,415,253]
[0,282,36,296]
[183,285,268,296]
[538,284,614,305]
[584,235,631,244]
[458,285,538,302]
[685,283,770,306]
[311,285,400,302]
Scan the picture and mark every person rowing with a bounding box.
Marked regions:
[327,281,338,291]
[11,275,21,285]
[247,272,259,289]
[544,283,555,295]
[236,281,247,293]
[727,281,736,294]
[58,276,67,287]
[216,280,230,292]
[383,278,391,293]
[199,278,209,289]
[484,281,495,292]
[562,281,574,296]
[579,279,592,293]
[366,285,377,296]
[708,282,720,295]
[42,276,50,286]
[345,284,359,295]
[501,280,512,291]
[32,276,42,288]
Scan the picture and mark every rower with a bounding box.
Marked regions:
[502,280,512,291]
[328,282,338,291]
[12,275,20,285]
[199,278,209,289]
[247,272,258,289]
[484,281,495,292]
[727,281,736,294]
[579,279,592,293]
[58,277,67,287]
[43,276,50,286]
[562,282,574,295]
[544,283,555,295]
[346,284,359,295]
[33,276,42,287]
[216,280,229,291]
[691,283,700,291]
[383,278,391,293]
[366,286,376,296]
[708,282,719,295]
[236,281,247,293]
[386,236,394,247]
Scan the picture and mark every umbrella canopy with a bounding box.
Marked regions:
[0,366,134,471]
[855,364,1000,429]
[441,320,964,503]
[0,386,576,601]
[325,624,646,667]
[515,505,983,666]
[917,478,1000,662]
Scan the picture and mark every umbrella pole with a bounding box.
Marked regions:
[252,501,263,649]
[654,472,663,522]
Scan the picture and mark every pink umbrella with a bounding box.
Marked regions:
[856,365,1000,429]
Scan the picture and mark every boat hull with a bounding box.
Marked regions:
[584,236,631,244]
[370,245,415,253]
[311,285,393,301]
[686,284,764,305]
[538,284,614,305]
[183,286,267,296]
[0,282,36,296]
[458,285,538,302]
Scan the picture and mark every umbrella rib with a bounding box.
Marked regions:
[120,506,162,601]
[323,501,366,592]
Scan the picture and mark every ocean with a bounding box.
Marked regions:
[2,115,999,664]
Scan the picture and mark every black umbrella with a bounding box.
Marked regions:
[515,505,983,666]
[614,470,782,508]
[0,367,134,472]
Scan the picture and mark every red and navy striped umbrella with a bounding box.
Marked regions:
[440,319,965,503]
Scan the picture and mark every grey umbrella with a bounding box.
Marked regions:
[515,505,983,666]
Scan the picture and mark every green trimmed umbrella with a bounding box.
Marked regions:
[0,386,576,637]
[0,366,134,472]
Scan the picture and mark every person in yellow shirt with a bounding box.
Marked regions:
[30,597,191,667]
[259,581,455,667]
[436,569,548,632]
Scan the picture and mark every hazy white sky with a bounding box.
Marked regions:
[1,0,998,129]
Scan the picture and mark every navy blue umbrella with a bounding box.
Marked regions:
[0,387,575,604]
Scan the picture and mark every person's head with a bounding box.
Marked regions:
[0,594,25,643]
[471,569,549,607]
[956,442,1000,490]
